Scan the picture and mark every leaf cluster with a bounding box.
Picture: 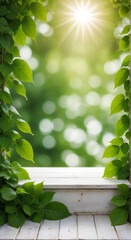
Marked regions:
[0,0,70,228]
[103,1,130,226]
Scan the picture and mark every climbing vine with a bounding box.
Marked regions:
[0,0,70,228]
[102,0,130,226]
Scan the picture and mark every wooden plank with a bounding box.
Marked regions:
[115,222,131,240]
[16,220,40,240]
[95,215,118,240]
[37,220,59,240]
[59,215,77,240]
[78,215,98,239]
[20,177,130,189]
[53,190,117,214]
[25,167,105,178]
[0,224,19,240]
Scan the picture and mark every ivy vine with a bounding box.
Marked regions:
[0,0,70,228]
[103,0,130,226]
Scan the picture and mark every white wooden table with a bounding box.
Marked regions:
[0,214,131,240]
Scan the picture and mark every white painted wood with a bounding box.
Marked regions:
[37,220,59,240]
[0,224,19,239]
[95,215,118,239]
[21,176,130,189]
[53,190,117,214]
[16,220,40,240]
[25,167,104,178]
[115,222,131,240]
[59,215,77,240]
[78,215,98,239]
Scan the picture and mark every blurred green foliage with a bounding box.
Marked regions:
[11,0,129,167]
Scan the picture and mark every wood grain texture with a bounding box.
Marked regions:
[37,220,59,240]
[59,215,77,240]
[94,215,118,240]
[115,222,131,240]
[16,220,40,240]
[0,224,19,240]
[78,215,98,239]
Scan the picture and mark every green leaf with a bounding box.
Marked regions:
[121,25,130,35]
[0,17,8,32]
[0,115,13,132]
[34,182,44,196]
[22,16,36,40]
[40,191,55,206]
[0,62,12,77]
[0,6,8,16]
[110,137,123,146]
[16,139,34,162]
[0,210,7,226]
[23,181,34,194]
[11,161,30,180]
[119,36,129,50]
[110,94,124,115]
[5,205,17,214]
[44,201,71,220]
[110,207,128,226]
[112,160,122,167]
[31,211,44,223]
[9,19,20,33]
[13,25,26,46]
[8,212,26,228]
[118,167,130,180]
[116,115,130,137]
[0,33,14,50]
[121,143,129,154]
[102,145,119,158]
[16,119,33,135]
[111,195,126,207]
[121,55,130,67]
[9,45,20,57]
[117,184,130,198]
[0,90,12,104]
[114,68,129,88]
[9,106,21,117]
[4,52,13,63]
[0,135,12,149]
[119,5,129,18]
[103,161,118,178]
[122,98,129,112]
[8,130,21,141]
[14,80,27,99]
[12,59,33,83]
[1,187,17,201]
[31,2,47,21]
[23,204,34,216]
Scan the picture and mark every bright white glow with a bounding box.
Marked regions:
[85,91,100,106]
[58,0,107,42]
[102,132,115,146]
[20,46,32,60]
[42,135,56,149]
[63,125,86,144]
[43,101,56,114]
[74,7,93,25]
[84,117,102,136]
[39,119,54,134]
[86,141,100,156]
[61,150,79,167]
[53,118,64,132]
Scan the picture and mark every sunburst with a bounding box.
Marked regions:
[57,0,111,44]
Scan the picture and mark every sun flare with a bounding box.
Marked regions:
[57,0,109,43]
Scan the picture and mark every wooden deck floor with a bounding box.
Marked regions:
[0,215,131,240]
